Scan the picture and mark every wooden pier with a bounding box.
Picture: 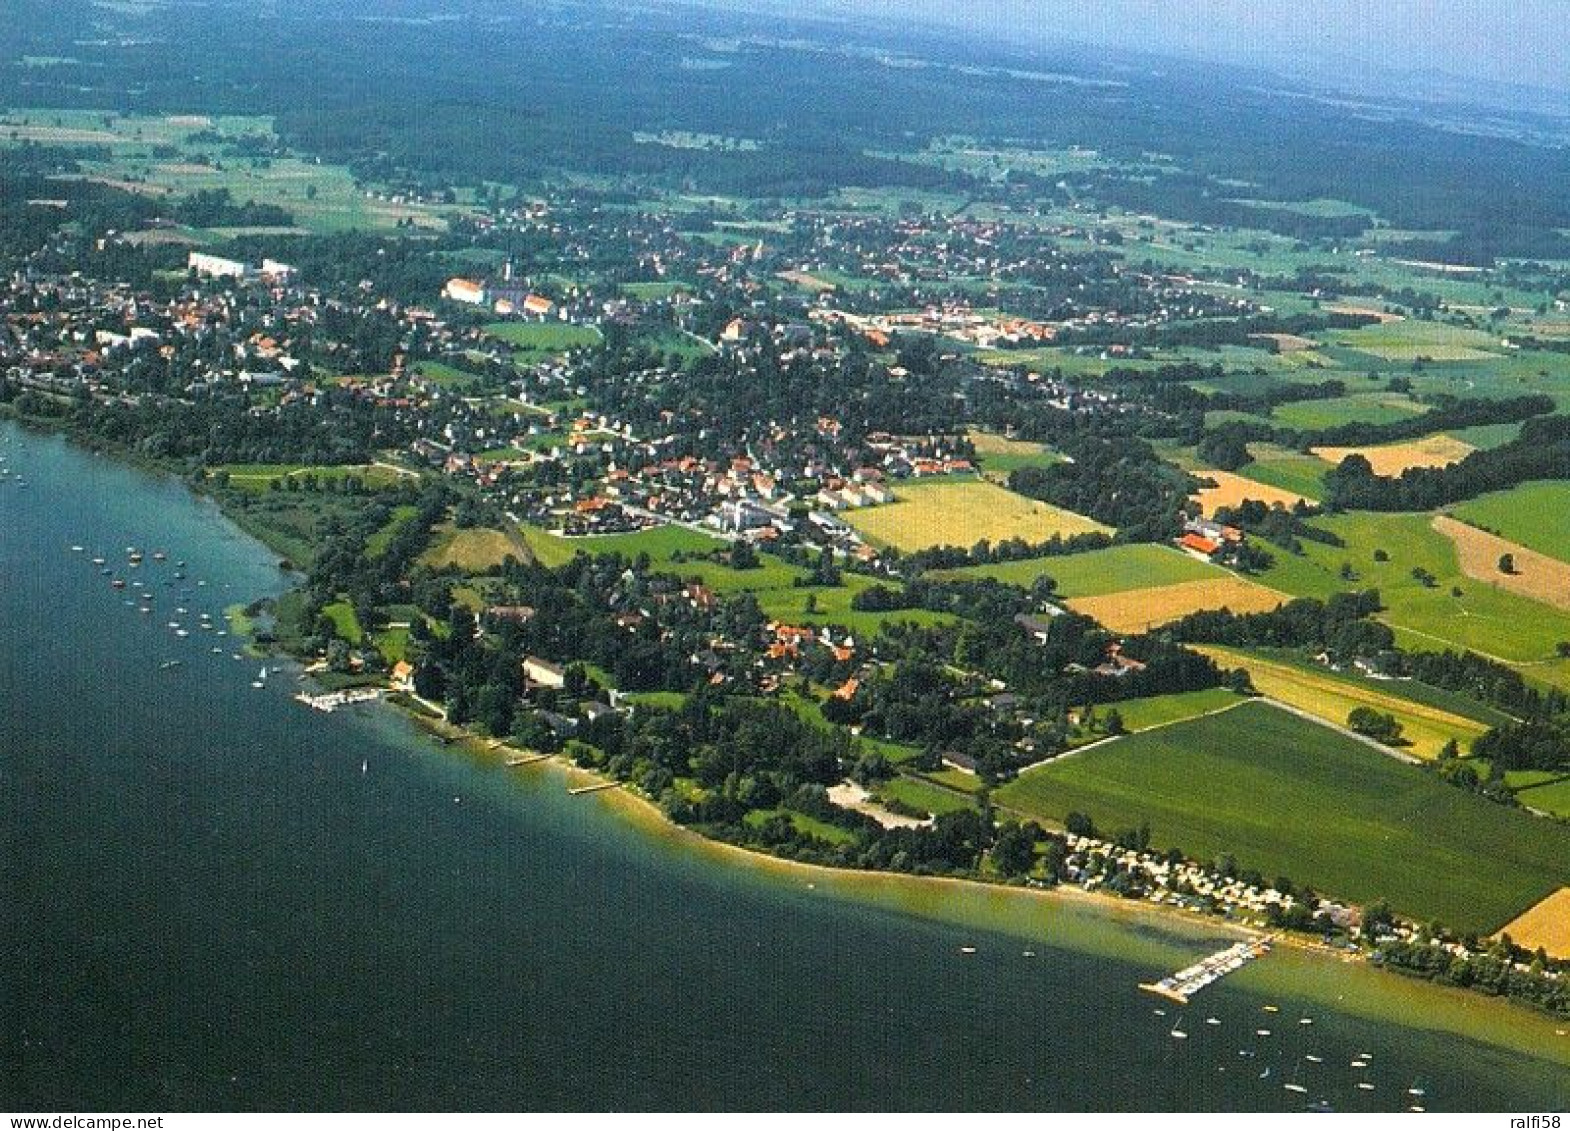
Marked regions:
[294,688,382,713]
[506,754,551,767]
[568,780,621,796]
[1139,936,1274,1004]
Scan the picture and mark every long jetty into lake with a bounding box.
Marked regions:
[1139,936,1274,1004]
[569,781,621,796]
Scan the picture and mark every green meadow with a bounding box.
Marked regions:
[1253,512,1570,665]
[948,543,1225,597]
[997,701,1570,933]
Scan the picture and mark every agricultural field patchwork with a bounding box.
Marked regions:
[996,701,1570,934]
[1255,512,1570,668]
[1433,516,1570,615]
[1196,645,1495,760]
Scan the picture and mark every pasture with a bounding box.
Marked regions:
[1255,512,1570,665]
[967,429,1064,480]
[0,109,469,233]
[1450,480,1570,564]
[1066,576,1287,633]
[947,543,1225,597]
[1272,391,1428,432]
[1329,319,1506,363]
[515,523,953,634]
[844,477,1108,552]
[1433,516,1570,614]
[1233,447,1327,501]
[996,700,1570,934]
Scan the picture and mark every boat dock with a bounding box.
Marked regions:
[568,780,621,796]
[1139,937,1273,1004]
[506,754,551,767]
[294,688,383,713]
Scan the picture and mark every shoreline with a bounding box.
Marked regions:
[12,415,1570,1072]
[400,709,1570,1070]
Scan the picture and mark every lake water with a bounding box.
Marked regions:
[1,420,1566,1111]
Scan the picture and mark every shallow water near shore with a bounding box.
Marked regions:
[2,419,1567,1111]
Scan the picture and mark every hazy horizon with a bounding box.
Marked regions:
[734,1,1570,97]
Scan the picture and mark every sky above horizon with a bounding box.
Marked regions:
[799,1,1570,93]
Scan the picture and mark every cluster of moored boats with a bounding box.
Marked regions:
[1153,1002,1429,1111]
[69,542,254,667]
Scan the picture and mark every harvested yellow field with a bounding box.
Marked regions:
[1313,434,1475,477]
[845,478,1107,552]
[1066,576,1286,632]
[967,429,1044,457]
[1191,469,1311,516]
[1496,888,1570,958]
[1195,645,1490,760]
[420,527,525,572]
[1434,515,1570,614]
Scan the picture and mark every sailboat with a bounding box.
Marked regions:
[1283,1057,1308,1094]
[1169,1015,1188,1039]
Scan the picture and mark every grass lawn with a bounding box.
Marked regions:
[482,321,602,358]
[322,600,364,644]
[877,776,977,818]
[415,360,484,388]
[1450,481,1570,564]
[946,543,1223,597]
[742,808,857,846]
[845,477,1108,552]
[420,525,524,572]
[215,463,405,493]
[996,700,1570,933]
[1255,512,1570,664]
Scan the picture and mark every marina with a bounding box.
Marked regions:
[1139,937,1274,1004]
[294,688,383,713]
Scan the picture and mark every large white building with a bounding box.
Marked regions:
[188,252,250,280]
[443,277,487,306]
